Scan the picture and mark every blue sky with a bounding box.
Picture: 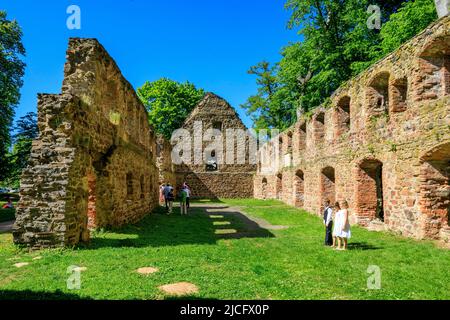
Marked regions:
[3,0,300,128]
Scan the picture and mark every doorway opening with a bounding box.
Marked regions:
[356,159,384,222]
[294,170,305,207]
[262,177,268,200]
[276,173,283,200]
[420,143,450,238]
[320,167,336,207]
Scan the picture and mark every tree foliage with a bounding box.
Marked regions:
[137,78,205,139]
[0,10,26,181]
[5,112,38,188]
[380,0,437,55]
[243,0,438,130]
[241,61,296,130]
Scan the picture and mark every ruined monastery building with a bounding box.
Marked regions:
[13,16,450,248]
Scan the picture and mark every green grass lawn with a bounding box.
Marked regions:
[0,199,449,300]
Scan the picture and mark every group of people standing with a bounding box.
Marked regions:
[323,199,351,250]
[160,182,191,215]
[159,184,352,250]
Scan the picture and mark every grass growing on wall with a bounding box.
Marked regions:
[0,199,449,300]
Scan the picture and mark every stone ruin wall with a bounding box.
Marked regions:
[175,93,256,198]
[156,134,177,203]
[11,18,450,249]
[13,38,161,249]
[255,17,450,243]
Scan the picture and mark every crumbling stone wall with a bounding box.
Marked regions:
[13,38,160,249]
[175,93,256,198]
[157,134,176,185]
[156,134,176,203]
[255,17,450,243]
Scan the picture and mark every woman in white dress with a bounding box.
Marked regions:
[331,202,340,248]
[334,200,351,251]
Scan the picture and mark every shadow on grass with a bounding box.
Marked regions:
[84,204,274,250]
[190,198,225,204]
[0,289,220,301]
[163,295,217,301]
[206,208,275,240]
[0,289,92,300]
[347,242,383,251]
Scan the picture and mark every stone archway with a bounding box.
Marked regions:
[262,178,268,200]
[391,77,408,112]
[418,36,450,99]
[419,143,450,239]
[320,167,336,207]
[298,122,307,153]
[335,96,351,137]
[367,72,390,115]
[313,112,325,143]
[355,158,384,226]
[294,170,305,207]
[276,173,283,200]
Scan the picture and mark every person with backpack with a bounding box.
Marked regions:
[180,187,188,215]
[183,182,191,209]
[163,183,173,211]
[166,188,175,215]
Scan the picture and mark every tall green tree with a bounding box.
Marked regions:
[6,112,38,188]
[241,61,294,130]
[0,11,26,181]
[243,0,437,130]
[137,78,205,139]
[380,0,437,55]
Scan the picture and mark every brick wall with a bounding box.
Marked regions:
[254,17,450,243]
[174,93,256,198]
[13,39,161,249]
